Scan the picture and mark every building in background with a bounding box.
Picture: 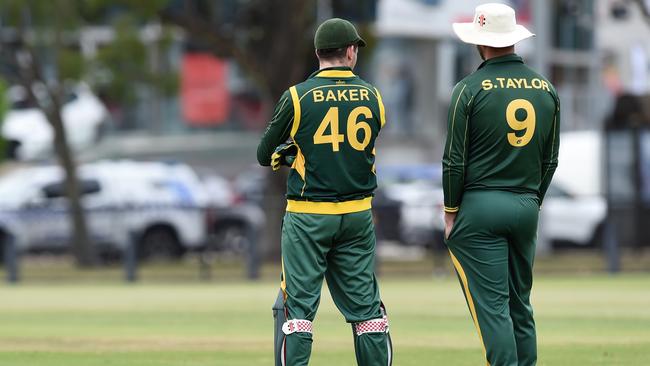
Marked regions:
[598,0,650,97]
[373,0,503,163]
[2,0,647,176]
[370,0,628,163]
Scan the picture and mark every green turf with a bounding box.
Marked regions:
[0,275,649,365]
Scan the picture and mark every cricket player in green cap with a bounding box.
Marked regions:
[257,18,393,366]
[443,3,560,365]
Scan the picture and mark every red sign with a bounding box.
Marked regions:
[181,53,230,126]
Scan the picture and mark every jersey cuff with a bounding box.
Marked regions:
[444,206,459,213]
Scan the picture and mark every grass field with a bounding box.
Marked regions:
[1,273,649,365]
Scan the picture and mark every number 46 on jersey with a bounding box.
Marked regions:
[314,107,373,152]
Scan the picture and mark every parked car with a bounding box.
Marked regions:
[232,166,266,206]
[372,187,402,243]
[541,183,607,247]
[377,164,445,248]
[0,160,211,261]
[203,173,265,258]
[2,83,108,161]
[377,157,607,249]
[230,166,400,246]
[541,130,607,247]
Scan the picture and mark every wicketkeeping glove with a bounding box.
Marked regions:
[271,142,297,171]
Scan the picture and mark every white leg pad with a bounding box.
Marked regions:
[354,317,388,336]
[282,319,313,335]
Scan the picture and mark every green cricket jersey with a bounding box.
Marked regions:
[443,54,560,213]
[257,66,386,214]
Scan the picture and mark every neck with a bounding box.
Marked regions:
[483,46,515,60]
[319,60,350,69]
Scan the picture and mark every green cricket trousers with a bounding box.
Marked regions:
[446,190,539,366]
[273,209,392,366]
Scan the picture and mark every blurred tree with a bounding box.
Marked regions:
[0,0,175,266]
[0,78,9,163]
[161,0,314,103]
[0,0,95,266]
[0,0,373,264]
[160,0,316,260]
[89,5,178,131]
[160,0,377,260]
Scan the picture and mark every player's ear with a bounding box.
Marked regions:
[346,45,356,60]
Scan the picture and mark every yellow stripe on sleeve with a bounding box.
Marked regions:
[289,86,301,138]
[447,83,467,210]
[375,88,387,128]
[288,86,307,193]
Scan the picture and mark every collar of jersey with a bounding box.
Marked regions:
[311,67,356,79]
[478,53,523,70]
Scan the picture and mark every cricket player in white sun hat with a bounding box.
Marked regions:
[443,3,560,366]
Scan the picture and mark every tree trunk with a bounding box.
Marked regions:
[262,169,288,261]
[258,2,314,261]
[160,0,314,262]
[47,100,94,267]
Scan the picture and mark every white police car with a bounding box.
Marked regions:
[377,164,445,248]
[0,160,210,260]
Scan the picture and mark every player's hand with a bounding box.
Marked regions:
[271,142,298,171]
[444,212,457,240]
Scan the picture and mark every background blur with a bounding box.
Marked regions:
[0,1,648,365]
[0,0,647,276]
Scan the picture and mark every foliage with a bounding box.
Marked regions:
[158,0,317,261]
[0,0,178,105]
[93,14,178,104]
[160,0,316,101]
[0,0,180,266]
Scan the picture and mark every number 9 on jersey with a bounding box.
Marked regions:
[506,99,536,147]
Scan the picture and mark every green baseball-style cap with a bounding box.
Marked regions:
[314,18,366,50]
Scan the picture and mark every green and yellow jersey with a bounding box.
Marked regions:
[443,54,560,213]
[257,66,386,214]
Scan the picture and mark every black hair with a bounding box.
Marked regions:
[316,44,357,61]
[316,47,347,60]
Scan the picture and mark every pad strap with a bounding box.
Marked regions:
[282,319,313,335]
[354,317,388,336]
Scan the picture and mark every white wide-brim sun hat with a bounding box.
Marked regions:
[452,3,534,48]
